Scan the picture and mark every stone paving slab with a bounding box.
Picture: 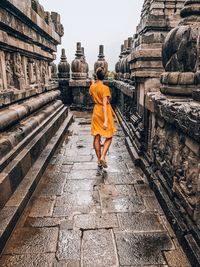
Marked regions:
[74,213,119,229]
[28,197,55,218]
[0,253,55,267]
[115,232,174,266]
[56,230,81,261]
[0,113,191,267]
[64,179,100,193]
[101,195,146,213]
[24,217,61,228]
[82,229,118,267]
[4,227,58,254]
[67,170,102,180]
[116,212,165,232]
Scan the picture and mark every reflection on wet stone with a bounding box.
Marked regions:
[0,113,191,267]
[115,232,173,265]
[116,213,164,232]
[101,195,145,213]
[74,213,119,229]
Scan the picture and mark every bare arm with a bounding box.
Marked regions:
[103,96,109,130]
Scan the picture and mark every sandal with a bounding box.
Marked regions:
[100,159,108,168]
[97,160,103,168]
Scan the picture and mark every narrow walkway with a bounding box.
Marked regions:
[0,112,191,267]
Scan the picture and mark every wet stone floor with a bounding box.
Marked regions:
[0,112,191,267]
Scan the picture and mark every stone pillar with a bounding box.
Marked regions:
[58,49,70,79]
[81,47,89,78]
[115,45,124,80]
[71,42,88,80]
[94,45,108,79]
[70,42,91,109]
[124,37,132,82]
[58,48,71,104]
[119,40,128,81]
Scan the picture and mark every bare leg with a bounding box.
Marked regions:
[93,134,101,162]
[101,137,112,161]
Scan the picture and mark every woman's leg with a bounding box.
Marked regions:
[93,134,101,161]
[101,137,112,161]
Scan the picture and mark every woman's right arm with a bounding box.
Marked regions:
[103,96,108,130]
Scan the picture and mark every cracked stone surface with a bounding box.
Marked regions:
[0,112,191,267]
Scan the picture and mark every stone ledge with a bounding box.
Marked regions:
[0,30,55,60]
[0,105,67,209]
[0,111,73,254]
[113,81,135,98]
[146,92,200,143]
[69,80,91,87]
[0,90,60,131]
[0,83,59,107]
[1,0,61,44]
[0,100,63,169]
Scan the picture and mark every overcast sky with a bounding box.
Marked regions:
[39,0,144,71]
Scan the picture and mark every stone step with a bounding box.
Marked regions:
[0,100,64,169]
[0,112,73,254]
[0,106,69,211]
[115,106,142,157]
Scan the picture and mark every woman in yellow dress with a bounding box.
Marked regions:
[89,67,116,168]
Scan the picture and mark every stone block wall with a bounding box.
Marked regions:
[0,0,73,253]
[113,0,200,265]
[0,0,64,105]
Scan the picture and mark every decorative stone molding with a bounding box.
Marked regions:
[161,0,200,95]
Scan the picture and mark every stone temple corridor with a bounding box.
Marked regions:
[1,0,200,266]
[0,112,191,267]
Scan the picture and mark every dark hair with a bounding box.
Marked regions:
[96,67,105,81]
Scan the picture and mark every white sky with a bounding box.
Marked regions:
[39,0,144,71]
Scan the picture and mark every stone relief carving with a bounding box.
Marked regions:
[35,60,41,84]
[5,53,14,88]
[13,52,25,90]
[152,123,199,210]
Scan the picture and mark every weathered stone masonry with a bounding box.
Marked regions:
[114,0,200,265]
[0,0,72,253]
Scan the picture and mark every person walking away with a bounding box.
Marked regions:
[89,67,116,168]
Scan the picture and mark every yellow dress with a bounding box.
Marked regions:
[89,81,116,138]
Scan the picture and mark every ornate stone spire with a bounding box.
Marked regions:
[71,42,88,80]
[81,47,89,78]
[124,37,133,81]
[94,45,108,78]
[115,45,124,80]
[161,0,200,95]
[58,48,70,79]
[120,39,129,80]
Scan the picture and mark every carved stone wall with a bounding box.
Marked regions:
[0,0,73,254]
[0,0,64,105]
[113,0,200,265]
